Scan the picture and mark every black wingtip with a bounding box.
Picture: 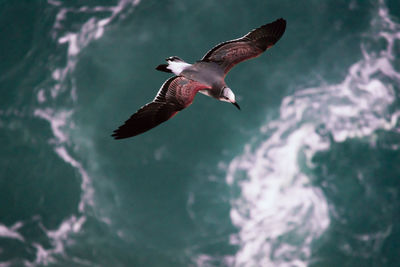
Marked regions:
[111,126,132,140]
[156,64,172,73]
[245,17,287,51]
[111,131,123,140]
[112,133,133,140]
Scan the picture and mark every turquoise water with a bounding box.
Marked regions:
[1,0,400,266]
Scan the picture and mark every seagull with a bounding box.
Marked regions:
[112,18,286,139]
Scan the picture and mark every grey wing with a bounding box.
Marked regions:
[201,18,286,75]
[112,76,209,139]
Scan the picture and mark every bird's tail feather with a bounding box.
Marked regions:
[155,64,172,73]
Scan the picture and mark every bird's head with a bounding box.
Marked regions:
[220,87,240,110]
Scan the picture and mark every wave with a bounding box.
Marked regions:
[0,222,24,242]
[0,1,141,266]
[218,1,400,266]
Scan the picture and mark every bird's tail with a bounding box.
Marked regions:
[155,56,191,75]
[155,64,172,73]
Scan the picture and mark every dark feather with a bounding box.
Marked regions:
[201,18,286,74]
[156,64,172,73]
[111,102,180,139]
[112,76,210,139]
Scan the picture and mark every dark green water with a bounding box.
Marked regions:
[1,0,400,266]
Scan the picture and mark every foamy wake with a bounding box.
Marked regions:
[200,1,399,266]
[0,1,141,266]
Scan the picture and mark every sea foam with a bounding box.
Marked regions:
[223,1,400,266]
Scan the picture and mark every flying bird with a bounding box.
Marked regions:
[112,18,286,139]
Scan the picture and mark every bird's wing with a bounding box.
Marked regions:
[112,76,209,139]
[201,18,286,75]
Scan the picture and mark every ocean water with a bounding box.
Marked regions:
[0,0,399,266]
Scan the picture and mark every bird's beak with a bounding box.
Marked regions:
[232,102,241,110]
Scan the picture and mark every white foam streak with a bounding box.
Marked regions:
[0,222,24,242]
[29,0,141,266]
[50,0,141,99]
[34,108,72,144]
[55,147,94,212]
[37,89,46,103]
[23,216,86,266]
[45,216,86,253]
[47,0,61,7]
[30,244,53,266]
[226,126,330,267]
[225,1,400,266]
[33,108,94,211]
